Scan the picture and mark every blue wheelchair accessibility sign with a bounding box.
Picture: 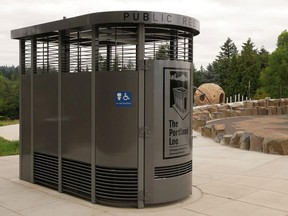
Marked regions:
[115,92,132,107]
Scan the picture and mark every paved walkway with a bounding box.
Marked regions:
[0,124,19,141]
[1,131,288,216]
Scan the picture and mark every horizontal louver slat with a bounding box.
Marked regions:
[34,152,58,190]
[95,166,138,204]
[155,161,192,179]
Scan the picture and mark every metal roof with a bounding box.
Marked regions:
[11,11,200,39]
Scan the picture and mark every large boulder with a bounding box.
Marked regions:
[239,132,251,150]
[230,131,244,148]
[249,134,264,152]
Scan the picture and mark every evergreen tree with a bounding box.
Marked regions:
[213,38,238,97]
[261,30,288,98]
[238,38,261,98]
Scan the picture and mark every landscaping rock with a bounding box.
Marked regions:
[211,124,225,139]
[239,132,251,150]
[201,125,212,138]
[243,101,254,109]
[263,139,283,155]
[230,131,244,148]
[258,107,267,115]
[193,118,206,131]
[249,134,264,152]
[220,134,233,145]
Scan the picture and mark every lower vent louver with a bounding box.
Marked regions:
[96,166,138,205]
[155,160,192,179]
[34,152,58,189]
[62,158,91,200]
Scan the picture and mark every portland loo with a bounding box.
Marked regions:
[11,11,200,208]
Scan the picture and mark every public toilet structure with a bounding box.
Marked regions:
[11,11,200,208]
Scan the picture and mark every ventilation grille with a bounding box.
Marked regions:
[36,33,59,74]
[96,166,138,204]
[34,152,58,189]
[62,158,91,200]
[145,26,193,62]
[21,39,32,74]
[155,160,192,179]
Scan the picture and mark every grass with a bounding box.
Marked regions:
[0,119,19,127]
[0,137,19,156]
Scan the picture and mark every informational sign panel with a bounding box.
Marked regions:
[163,67,190,159]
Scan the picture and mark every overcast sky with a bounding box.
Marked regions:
[2,0,288,69]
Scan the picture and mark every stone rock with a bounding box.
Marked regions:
[201,125,212,138]
[201,110,211,121]
[263,133,288,155]
[211,124,225,139]
[239,132,251,150]
[249,134,264,152]
[229,103,243,110]
[284,106,288,114]
[258,99,267,107]
[214,133,223,143]
[243,101,254,109]
[267,106,277,115]
[258,107,267,115]
[277,107,283,115]
[279,99,286,106]
[211,112,222,120]
[208,105,219,113]
[251,108,258,115]
[230,131,244,148]
[220,134,233,145]
[281,139,288,155]
[193,118,206,131]
[263,139,283,155]
[268,99,279,107]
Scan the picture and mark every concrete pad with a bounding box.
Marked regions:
[203,200,259,216]
[198,181,257,199]
[238,190,288,212]
[19,200,105,216]
[1,130,288,215]
[184,194,229,212]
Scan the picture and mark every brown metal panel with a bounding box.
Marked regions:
[95,71,138,168]
[20,75,32,182]
[33,73,58,155]
[144,60,192,204]
[61,73,91,163]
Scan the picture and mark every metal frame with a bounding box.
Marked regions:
[12,11,200,208]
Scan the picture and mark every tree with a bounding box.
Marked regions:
[0,75,19,119]
[260,30,288,98]
[213,38,239,96]
[155,43,169,60]
[238,38,261,98]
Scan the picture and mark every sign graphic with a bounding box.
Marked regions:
[164,67,190,159]
[115,91,132,107]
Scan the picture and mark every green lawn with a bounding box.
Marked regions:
[0,137,19,156]
[0,119,19,127]
[0,119,19,156]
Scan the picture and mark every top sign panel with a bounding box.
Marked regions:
[11,11,200,39]
[90,11,200,33]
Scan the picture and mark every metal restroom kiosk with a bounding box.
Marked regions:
[11,11,200,208]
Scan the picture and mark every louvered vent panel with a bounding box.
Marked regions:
[62,159,91,200]
[34,152,58,189]
[96,166,138,204]
[155,160,192,179]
